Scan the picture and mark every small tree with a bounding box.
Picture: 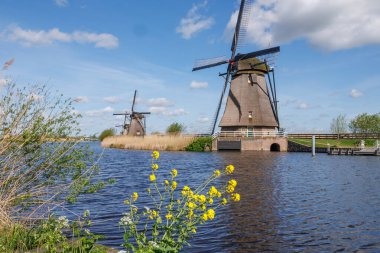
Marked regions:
[330,114,347,137]
[166,122,185,135]
[99,128,116,141]
[349,113,380,134]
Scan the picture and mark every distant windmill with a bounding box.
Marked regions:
[192,0,280,135]
[113,90,150,136]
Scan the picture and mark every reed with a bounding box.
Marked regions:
[101,135,196,151]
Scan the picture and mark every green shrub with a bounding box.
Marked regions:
[99,128,116,141]
[186,137,212,152]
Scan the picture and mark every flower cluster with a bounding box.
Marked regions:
[120,150,241,252]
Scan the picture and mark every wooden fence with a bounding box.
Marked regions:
[288,133,380,139]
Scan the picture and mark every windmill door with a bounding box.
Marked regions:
[247,127,253,137]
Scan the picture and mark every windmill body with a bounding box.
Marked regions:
[113,90,150,137]
[219,58,278,133]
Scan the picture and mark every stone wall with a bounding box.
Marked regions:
[287,140,327,153]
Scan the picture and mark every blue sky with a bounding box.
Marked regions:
[1,0,379,135]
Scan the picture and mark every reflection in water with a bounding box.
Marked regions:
[64,144,380,252]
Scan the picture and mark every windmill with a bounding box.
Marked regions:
[113,90,150,136]
[192,0,281,136]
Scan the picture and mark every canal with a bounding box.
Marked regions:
[66,143,380,252]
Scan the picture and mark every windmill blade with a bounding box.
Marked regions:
[235,0,254,51]
[192,56,229,72]
[136,112,151,114]
[231,0,249,56]
[131,90,137,112]
[211,66,232,134]
[234,46,280,62]
[113,112,130,115]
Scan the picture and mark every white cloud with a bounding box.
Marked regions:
[4,25,118,49]
[73,96,89,103]
[149,107,187,116]
[104,96,120,103]
[177,1,214,39]
[296,102,310,109]
[190,81,208,89]
[165,108,187,116]
[147,98,173,107]
[28,93,44,101]
[0,78,7,88]
[71,109,80,115]
[85,106,114,116]
[149,106,167,114]
[350,89,363,98]
[54,0,68,7]
[226,0,380,51]
[197,116,209,123]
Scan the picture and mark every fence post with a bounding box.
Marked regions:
[312,135,316,157]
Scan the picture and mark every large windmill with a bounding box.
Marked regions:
[193,0,281,138]
[113,90,150,136]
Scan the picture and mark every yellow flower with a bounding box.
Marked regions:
[225,165,234,174]
[226,185,235,193]
[171,169,178,178]
[193,194,199,201]
[188,202,197,209]
[171,181,177,190]
[147,188,151,193]
[191,228,196,233]
[201,213,208,221]
[208,198,214,204]
[199,195,206,204]
[182,185,190,196]
[132,192,138,201]
[228,179,237,187]
[151,163,159,170]
[150,174,156,182]
[166,213,173,220]
[217,191,222,198]
[222,198,227,205]
[164,180,169,186]
[152,210,158,217]
[151,150,160,160]
[231,193,241,202]
[208,186,218,197]
[214,170,221,177]
[123,199,130,205]
[206,209,215,220]
[200,204,206,210]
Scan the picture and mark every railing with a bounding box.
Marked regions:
[213,130,287,138]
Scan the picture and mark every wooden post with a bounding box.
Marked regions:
[312,135,316,157]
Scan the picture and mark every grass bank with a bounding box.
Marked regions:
[101,135,196,151]
[289,138,379,148]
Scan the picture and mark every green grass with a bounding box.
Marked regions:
[289,138,378,148]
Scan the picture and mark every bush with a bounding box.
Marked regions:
[99,128,116,141]
[0,83,105,227]
[186,137,212,152]
[166,122,185,135]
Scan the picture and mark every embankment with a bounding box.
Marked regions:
[101,135,195,151]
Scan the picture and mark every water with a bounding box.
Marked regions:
[65,143,380,252]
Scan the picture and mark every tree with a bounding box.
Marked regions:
[166,122,185,135]
[99,128,116,141]
[349,113,380,134]
[0,83,105,227]
[330,114,348,136]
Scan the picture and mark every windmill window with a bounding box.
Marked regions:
[248,111,253,119]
